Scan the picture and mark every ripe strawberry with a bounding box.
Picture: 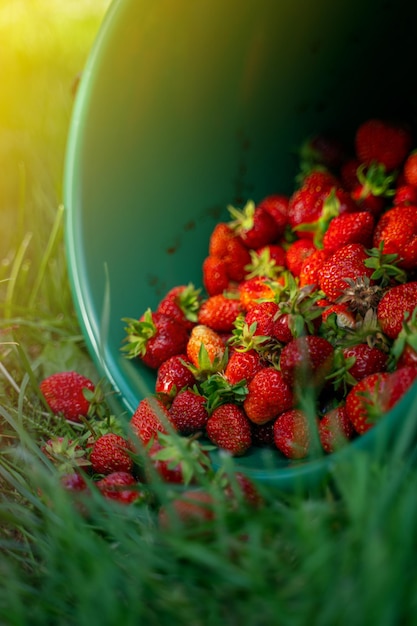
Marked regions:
[197,294,243,333]
[206,403,252,455]
[156,283,201,331]
[341,343,388,382]
[245,245,287,280]
[322,211,374,253]
[393,184,417,207]
[222,471,264,509]
[122,309,189,369]
[39,371,95,423]
[299,248,331,288]
[168,388,209,434]
[404,150,417,187]
[355,118,413,171]
[273,409,310,459]
[96,471,144,504]
[61,473,88,492]
[318,405,354,453]
[372,205,417,270]
[155,353,196,400]
[186,324,226,373]
[130,397,175,446]
[257,194,289,234]
[279,335,334,389]
[344,367,417,434]
[158,489,216,529]
[224,349,265,385]
[349,162,395,216]
[318,243,375,302]
[285,238,317,276]
[243,367,293,425]
[209,222,238,257]
[377,281,417,339]
[244,300,280,339]
[238,276,278,310]
[208,223,252,282]
[90,433,134,475]
[202,255,231,296]
[228,200,281,249]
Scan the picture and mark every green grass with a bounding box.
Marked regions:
[1,3,417,625]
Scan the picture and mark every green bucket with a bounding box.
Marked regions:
[64,0,417,490]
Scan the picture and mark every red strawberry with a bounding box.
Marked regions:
[377,281,417,339]
[373,205,417,270]
[222,471,264,509]
[61,473,88,492]
[202,255,231,296]
[155,353,196,400]
[158,489,215,529]
[355,118,412,171]
[228,200,281,249]
[273,409,310,459]
[156,283,201,331]
[404,150,417,187]
[39,371,95,423]
[122,309,189,369]
[209,222,237,257]
[257,194,289,234]
[318,243,375,302]
[250,420,275,446]
[349,162,394,217]
[130,397,175,446]
[342,343,388,382]
[224,349,265,385]
[279,335,334,389]
[96,471,144,504]
[245,245,287,280]
[90,433,134,475]
[322,211,374,253]
[285,238,317,276]
[344,367,417,434]
[206,403,252,456]
[393,185,417,207]
[318,405,354,453]
[244,300,280,339]
[243,367,293,425]
[197,294,243,333]
[186,324,226,373]
[299,248,331,288]
[168,389,209,434]
[238,276,278,310]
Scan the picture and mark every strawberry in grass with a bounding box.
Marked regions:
[40,371,96,423]
[90,433,134,475]
[145,432,213,485]
[96,471,145,505]
[122,309,189,369]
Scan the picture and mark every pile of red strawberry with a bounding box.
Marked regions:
[122,117,417,460]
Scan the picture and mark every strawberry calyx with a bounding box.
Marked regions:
[121,309,157,359]
[364,243,407,287]
[146,432,215,486]
[228,317,271,353]
[275,276,324,337]
[244,248,284,280]
[176,283,202,323]
[227,200,256,234]
[325,347,358,394]
[201,373,249,413]
[182,344,229,381]
[355,161,397,198]
[336,276,383,316]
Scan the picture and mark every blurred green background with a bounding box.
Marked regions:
[0,0,110,261]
